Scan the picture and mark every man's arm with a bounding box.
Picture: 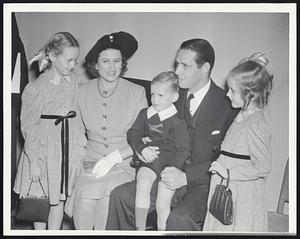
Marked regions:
[173,119,190,169]
[185,103,239,187]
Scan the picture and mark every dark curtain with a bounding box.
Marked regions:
[11,12,29,210]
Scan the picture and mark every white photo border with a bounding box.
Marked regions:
[3,3,297,236]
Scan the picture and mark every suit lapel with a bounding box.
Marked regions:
[176,83,223,129]
[194,81,223,134]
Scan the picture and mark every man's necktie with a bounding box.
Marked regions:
[186,93,194,117]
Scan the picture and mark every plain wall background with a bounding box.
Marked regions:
[15,12,289,212]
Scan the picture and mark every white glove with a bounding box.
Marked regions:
[92,150,122,178]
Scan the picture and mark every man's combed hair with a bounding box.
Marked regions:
[180,38,215,74]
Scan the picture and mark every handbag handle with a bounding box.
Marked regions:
[220,168,230,189]
[26,179,47,197]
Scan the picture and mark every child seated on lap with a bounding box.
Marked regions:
[127,71,190,230]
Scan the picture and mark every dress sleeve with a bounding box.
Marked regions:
[73,82,87,148]
[20,82,45,162]
[74,100,88,147]
[130,87,148,126]
[230,120,272,181]
[173,119,190,169]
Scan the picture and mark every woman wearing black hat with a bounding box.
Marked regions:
[65,31,148,229]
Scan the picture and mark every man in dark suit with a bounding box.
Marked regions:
[106,38,238,230]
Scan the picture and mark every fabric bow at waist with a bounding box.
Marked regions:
[41,110,76,197]
[213,145,251,160]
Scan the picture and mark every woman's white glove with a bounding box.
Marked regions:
[92,150,122,178]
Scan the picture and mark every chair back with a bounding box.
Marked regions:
[123,77,151,106]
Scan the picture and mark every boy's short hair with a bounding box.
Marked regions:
[151,71,179,93]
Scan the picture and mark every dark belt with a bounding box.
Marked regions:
[41,110,76,197]
[213,146,251,160]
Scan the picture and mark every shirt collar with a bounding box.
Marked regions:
[147,104,177,121]
[187,78,211,99]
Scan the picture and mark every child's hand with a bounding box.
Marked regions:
[141,146,159,163]
[209,161,228,179]
[29,160,42,182]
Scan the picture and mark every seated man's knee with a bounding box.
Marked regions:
[110,182,136,204]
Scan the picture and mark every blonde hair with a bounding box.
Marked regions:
[35,32,79,71]
[226,53,273,110]
[151,71,179,93]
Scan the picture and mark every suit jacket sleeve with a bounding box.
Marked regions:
[173,119,190,169]
[185,155,213,187]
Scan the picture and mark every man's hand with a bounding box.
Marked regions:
[160,167,187,190]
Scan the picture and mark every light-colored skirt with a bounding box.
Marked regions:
[64,157,135,217]
[203,173,268,232]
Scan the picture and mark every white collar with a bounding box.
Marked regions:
[49,68,71,86]
[147,104,177,121]
[187,79,211,99]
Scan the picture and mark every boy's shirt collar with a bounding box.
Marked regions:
[147,104,177,121]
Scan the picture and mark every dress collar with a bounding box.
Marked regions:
[48,67,71,86]
[147,104,177,121]
[236,107,262,122]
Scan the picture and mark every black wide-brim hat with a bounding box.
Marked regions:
[85,31,138,63]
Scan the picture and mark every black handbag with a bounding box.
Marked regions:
[17,179,50,223]
[209,169,233,225]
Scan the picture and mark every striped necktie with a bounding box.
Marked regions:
[186,93,194,116]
